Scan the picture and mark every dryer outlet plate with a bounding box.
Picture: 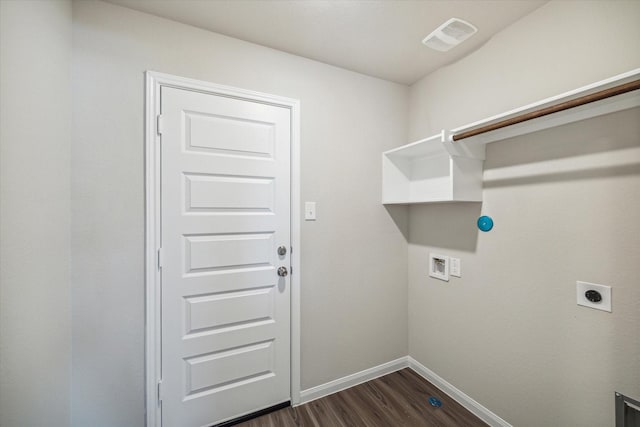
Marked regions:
[577,281,611,312]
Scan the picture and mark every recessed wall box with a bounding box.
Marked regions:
[429,253,449,281]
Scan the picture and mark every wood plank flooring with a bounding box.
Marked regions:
[235,368,488,427]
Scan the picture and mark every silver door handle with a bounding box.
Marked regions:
[277,266,288,277]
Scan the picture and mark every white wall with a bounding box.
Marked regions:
[407,1,640,426]
[71,1,408,425]
[9,1,637,425]
[0,1,72,426]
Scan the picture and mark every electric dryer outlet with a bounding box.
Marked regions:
[576,281,611,312]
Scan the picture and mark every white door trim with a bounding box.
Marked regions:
[144,71,301,427]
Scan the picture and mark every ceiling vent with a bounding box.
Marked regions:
[422,18,477,52]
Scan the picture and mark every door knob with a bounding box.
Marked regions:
[277,266,288,277]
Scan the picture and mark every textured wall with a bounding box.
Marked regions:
[0,1,72,426]
[407,1,640,426]
[71,1,408,425]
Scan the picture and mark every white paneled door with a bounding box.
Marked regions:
[160,86,291,426]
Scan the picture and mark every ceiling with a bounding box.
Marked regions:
[104,0,547,85]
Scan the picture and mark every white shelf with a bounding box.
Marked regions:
[384,133,446,158]
[449,68,640,146]
[382,68,640,205]
[382,131,483,204]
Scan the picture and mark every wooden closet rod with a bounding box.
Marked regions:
[452,79,640,142]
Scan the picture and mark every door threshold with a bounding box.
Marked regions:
[213,401,291,427]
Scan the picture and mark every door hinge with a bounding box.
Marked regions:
[156,114,164,136]
[157,380,163,403]
[157,248,163,269]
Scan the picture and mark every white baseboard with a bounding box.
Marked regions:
[297,355,511,427]
[298,357,408,404]
[408,356,512,427]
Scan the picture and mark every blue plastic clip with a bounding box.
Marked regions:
[428,396,443,407]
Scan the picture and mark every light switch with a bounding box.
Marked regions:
[305,202,316,221]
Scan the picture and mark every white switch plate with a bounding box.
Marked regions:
[429,253,449,281]
[576,281,611,312]
[450,257,461,277]
[304,201,316,221]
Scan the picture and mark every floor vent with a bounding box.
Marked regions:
[616,392,640,427]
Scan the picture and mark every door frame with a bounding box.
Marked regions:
[144,71,301,427]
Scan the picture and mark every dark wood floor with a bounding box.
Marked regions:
[235,368,488,426]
